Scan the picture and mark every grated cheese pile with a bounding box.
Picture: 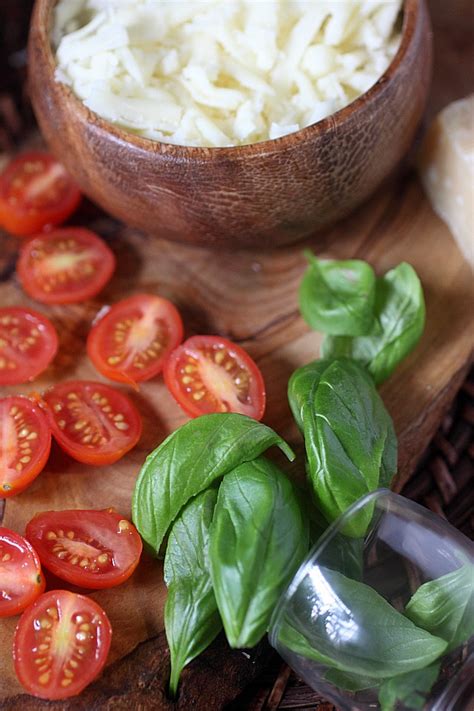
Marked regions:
[53,0,403,147]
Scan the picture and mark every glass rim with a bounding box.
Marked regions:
[268,487,396,645]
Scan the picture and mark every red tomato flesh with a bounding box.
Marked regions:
[0,396,51,497]
[26,509,143,589]
[0,307,58,385]
[42,380,142,465]
[0,152,81,236]
[87,294,184,385]
[0,527,45,617]
[163,335,266,420]
[17,228,116,304]
[13,589,112,700]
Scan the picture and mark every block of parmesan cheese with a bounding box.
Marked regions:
[418,95,474,268]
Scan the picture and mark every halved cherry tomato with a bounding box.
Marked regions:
[0,396,51,497]
[87,294,184,385]
[0,307,58,385]
[17,228,116,304]
[0,152,81,236]
[26,509,142,589]
[163,335,266,420]
[42,380,142,465]
[0,527,45,617]
[13,589,112,700]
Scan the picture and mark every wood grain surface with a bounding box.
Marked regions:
[1,0,474,709]
[28,0,431,248]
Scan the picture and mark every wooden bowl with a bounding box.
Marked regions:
[28,0,432,249]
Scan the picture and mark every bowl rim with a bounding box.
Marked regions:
[32,0,420,159]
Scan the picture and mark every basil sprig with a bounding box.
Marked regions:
[299,255,425,385]
[288,358,397,535]
[132,413,294,555]
[209,457,308,648]
[299,253,376,336]
[133,414,305,693]
[321,262,425,385]
[164,489,221,696]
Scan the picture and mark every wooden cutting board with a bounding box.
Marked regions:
[1,1,473,708]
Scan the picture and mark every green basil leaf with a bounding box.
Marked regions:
[405,564,474,653]
[132,413,294,555]
[378,663,441,711]
[210,457,308,648]
[299,253,376,336]
[279,567,447,679]
[325,668,381,693]
[164,489,221,696]
[303,359,397,535]
[288,359,332,433]
[277,622,380,691]
[322,263,425,384]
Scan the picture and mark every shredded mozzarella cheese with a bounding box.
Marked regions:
[53,0,403,147]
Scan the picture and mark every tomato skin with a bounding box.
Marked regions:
[26,509,143,589]
[13,589,112,700]
[0,527,45,617]
[0,152,81,236]
[0,307,58,385]
[87,293,184,385]
[163,335,266,420]
[17,228,116,304]
[0,396,51,497]
[42,380,142,465]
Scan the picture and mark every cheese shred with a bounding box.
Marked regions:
[53,0,403,147]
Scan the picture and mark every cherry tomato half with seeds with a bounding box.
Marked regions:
[13,589,112,700]
[163,335,266,420]
[87,294,184,385]
[0,152,81,236]
[26,509,143,589]
[0,396,51,497]
[17,228,116,304]
[42,380,142,465]
[0,527,45,617]
[0,307,58,385]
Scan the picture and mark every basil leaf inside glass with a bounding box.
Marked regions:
[378,663,441,711]
[405,563,474,653]
[278,567,447,679]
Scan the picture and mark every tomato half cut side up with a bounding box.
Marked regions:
[0,152,81,236]
[13,590,112,700]
[163,335,266,420]
[87,293,184,385]
[0,528,45,617]
[17,228,116,305]
[26,509,143,589]
[0,396,51,497]
[42,380,142,465]
[0,307,58,385]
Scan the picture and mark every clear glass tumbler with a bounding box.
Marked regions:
[269,490,474,711]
